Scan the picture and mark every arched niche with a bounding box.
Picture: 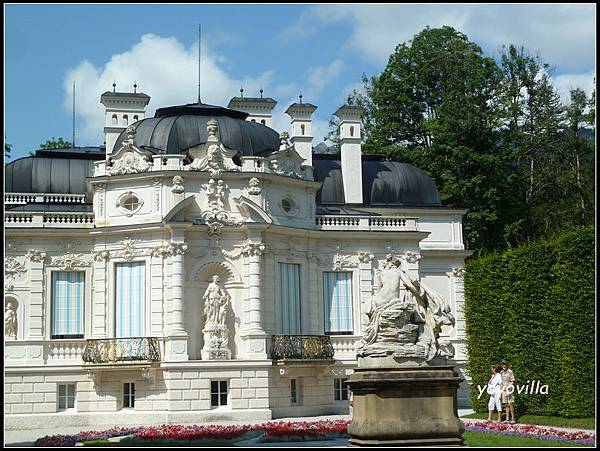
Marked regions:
[5,295,20,341]
[189,259,242,286]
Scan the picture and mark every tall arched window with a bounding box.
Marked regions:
[261,119,266,125]
[300,124,305,135]
[112,114,118,125]
[133,115,139,122]
[123,115,129,126]
[350,126,355,137]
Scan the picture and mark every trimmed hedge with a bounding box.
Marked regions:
[464,227,595,417]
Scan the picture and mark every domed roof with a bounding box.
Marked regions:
[313,155,441,207]
[114,102,280,157]
[5,148,103,198]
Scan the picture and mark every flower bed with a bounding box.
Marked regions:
[464,421,596,446]
[33,420,351,447]
[34,419,595,447]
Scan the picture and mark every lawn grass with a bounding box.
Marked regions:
[462,412,596,430]
[463,431,593,447]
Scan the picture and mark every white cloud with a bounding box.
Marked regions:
[303,4,595,73]
[63,33,274,146]
[304,59,344,101]
[551,71,596,104]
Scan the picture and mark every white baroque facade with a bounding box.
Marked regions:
[4,89,471,429]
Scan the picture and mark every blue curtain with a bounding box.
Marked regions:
[323,272,353,334]
[115,262,145,338]
[52,271,84,337]
[278,263,301,334]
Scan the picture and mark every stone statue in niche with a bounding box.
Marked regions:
[5,301,17,339]
[357,254,455,365]
[201,275,231,360]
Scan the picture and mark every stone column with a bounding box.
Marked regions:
[25,250,47,364]
[241,235,268,359]
[357,252,374,335]
[164,224,190,361]
[92,250,110,338]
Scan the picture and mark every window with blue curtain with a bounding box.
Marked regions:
[52,271,85,339]
[323,272,353,335]
[277,263,301,334]
[115,262,145,338]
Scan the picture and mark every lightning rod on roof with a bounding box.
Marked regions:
[72,81,76,148]
[198,24,202,104]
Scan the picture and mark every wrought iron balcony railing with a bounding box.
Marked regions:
[82,337,160,364]
[270,335,335,361]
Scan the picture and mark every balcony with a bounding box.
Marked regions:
[315,215,417,232]
[270,335,335,363]
[82,337,161,364]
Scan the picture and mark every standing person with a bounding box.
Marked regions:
[500,360,517,423]
[487,364,503,422]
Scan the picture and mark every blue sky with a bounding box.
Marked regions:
[5,4,596,161]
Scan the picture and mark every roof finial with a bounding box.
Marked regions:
[240,86,244,98]
[299,92,303,104]
[133,81,137,93]
[113,81,116,92]
[259,88,263,98]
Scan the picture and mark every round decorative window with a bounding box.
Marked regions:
[280,197,298,216]
[122,195,140,212]
[116,191,143,216]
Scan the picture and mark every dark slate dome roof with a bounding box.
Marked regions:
[314,155,441,207]
[5,148,103,198]
[114,102,280,157]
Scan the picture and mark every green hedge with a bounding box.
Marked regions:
[464,227,595,417]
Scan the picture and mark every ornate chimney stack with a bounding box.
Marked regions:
[285,100,317,166]
[227,90,277,127]
[100,85,150,157]
[335,105,363,205]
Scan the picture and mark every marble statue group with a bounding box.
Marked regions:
[357,254,455,364]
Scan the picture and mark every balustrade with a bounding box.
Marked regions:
[82,337,161,364]
[270,335,335,361]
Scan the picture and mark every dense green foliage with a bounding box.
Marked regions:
[328,26,595,253]
[39,137,73,150]
[463,227,595,417]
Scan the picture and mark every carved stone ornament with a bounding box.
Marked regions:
[357,252,374,264]
[332,253,357,271]
[201,275,232,360]
[242,240,266,257]
[357,254,455,364]
[404,251,422,264]
[116,237,143,261]
[266,143,306,180]
[50,240,90,270]
[198,178,242,236]
[452,267,465,279]
[186,119,240,177]
[86,370,100,388]
[247,177,261,195]
[171,175,185,194]
[141,367,155,384]
[26,249,48,263]
[93,250,110,262]
[4,256,26,291]
[106,126,153,176]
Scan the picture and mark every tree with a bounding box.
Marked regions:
[5,142,11,159]
[39,137,73,150]
[358,26,517,252]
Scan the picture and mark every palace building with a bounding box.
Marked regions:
[4,87,471,428]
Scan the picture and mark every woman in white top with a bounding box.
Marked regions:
[487,364,503,421]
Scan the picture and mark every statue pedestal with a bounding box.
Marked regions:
[201,325,231,360]
[346,365,464,446]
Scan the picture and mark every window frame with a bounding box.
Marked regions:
[50,270,86,340]
[123,382,136,409]
[276,262,303,335]
[334,378,349,401]
[322,271,354,336]
[58,383,76,411]
[210,380,229,408]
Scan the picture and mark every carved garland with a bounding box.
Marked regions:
[4,257,26,291]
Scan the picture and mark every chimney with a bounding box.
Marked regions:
[285,101,317,166]
[100,85,150,157]
[335,105,363,205]
[227,90,277,127]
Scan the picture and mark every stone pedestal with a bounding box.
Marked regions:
[346,365,464,446]
[201,325,231,360]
